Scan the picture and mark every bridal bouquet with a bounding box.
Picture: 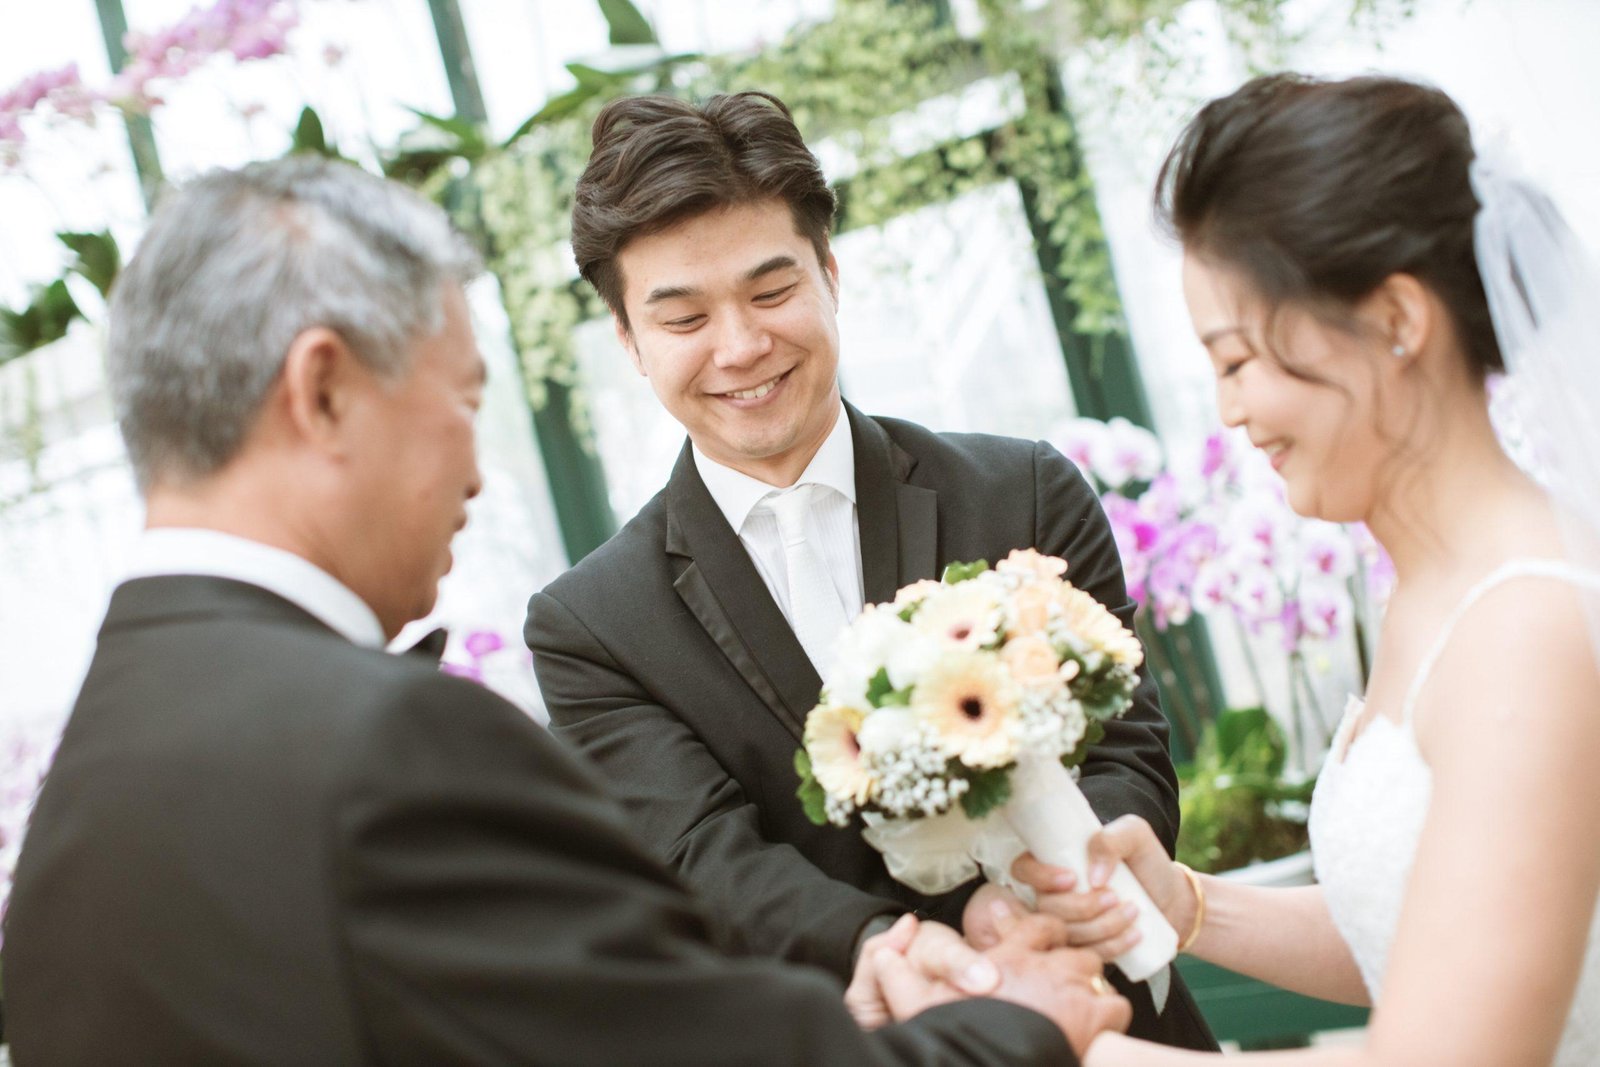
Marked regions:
[795,549,1178,982]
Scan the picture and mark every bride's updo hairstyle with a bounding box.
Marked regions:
[1155,73,1503,380]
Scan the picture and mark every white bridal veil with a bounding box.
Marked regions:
[1470,146,1600,655]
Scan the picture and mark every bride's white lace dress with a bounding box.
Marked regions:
[1308,559,1600,1066]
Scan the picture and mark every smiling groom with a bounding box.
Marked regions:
[525,91,1215,1051]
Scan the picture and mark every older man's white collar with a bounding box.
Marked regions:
[692,402,855,532]
[125,527,386,648]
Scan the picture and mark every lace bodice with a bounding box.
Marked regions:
[1308,559,1600,1065]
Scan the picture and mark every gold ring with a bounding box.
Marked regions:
[1088,974,1112,997]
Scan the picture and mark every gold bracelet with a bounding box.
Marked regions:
[1173,861,1206,953]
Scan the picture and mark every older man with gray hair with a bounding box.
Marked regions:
[2,157,1127,1065]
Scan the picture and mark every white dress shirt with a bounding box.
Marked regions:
[125,527,386,648]
[692,403,865,633]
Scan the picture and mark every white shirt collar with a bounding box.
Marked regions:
[125,527,387,648]
[693,402,856,532]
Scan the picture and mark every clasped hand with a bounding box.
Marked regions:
[844,896,1131,1056]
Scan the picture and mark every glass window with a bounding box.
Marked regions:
[833,180,1077,437]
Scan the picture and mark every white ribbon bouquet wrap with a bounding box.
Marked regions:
[796,550,1178,1003]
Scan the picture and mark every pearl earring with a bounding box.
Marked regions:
[1391,343,1408,358]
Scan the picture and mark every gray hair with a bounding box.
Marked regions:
[108,156,480,490]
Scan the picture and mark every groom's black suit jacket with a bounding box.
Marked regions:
[526,405,1217,1050]
[2,574,1074,1066]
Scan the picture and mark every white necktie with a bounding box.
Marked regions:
[765,484,848,673]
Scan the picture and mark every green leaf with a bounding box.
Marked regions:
[5,279,84,357]
[57,231,120,298]
[794,748,829,825]
[292,106,330,156]
[1214,705,1268,759]
[567,63,624,92]
[502,87,596,148]
[0,310,25,366]
[401,107,488,160]
[381,148,455,186]
[1060,720,1107,770]
[598,0,657,45]
[941,559,990,584]
[864,668,911,708]
[1071,665,1136,722]
[959,765,1013,820]
[1213,705,1286,778]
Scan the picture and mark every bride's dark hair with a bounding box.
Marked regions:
[1155,73,1502,379]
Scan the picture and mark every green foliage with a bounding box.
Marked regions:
[1176,706,1315,874]
[960,765,1014,820]
[795,748,829,825]
[291,106,333,157]
[599,0,656,46]
[379,106,489,188]
[976,0,1126,336]
[439,44,698,416]
[405,107,490,160]
[1061,719,1106,769]
[0,359,44,477]
[865,667,912,708]
[469,120,603,415]
[502,52,697,146]
[58,231,120,299]
[1073,662,1137,721]
[3,0,1411,430]
[0,279,82,367]
[941,559,991,584]
[0,229,122,500]
[443,0,1409,410]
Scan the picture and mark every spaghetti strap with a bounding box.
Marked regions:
[1399,558,1600,724]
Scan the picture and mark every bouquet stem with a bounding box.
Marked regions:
[1001,755,1178,982]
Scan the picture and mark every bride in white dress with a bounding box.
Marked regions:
[1006,74,1600,1065]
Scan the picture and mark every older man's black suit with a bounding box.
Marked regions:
[526,404,1217,1050]
[3,574,1075,1066]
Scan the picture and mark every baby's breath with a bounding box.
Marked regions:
[866,726,968,818]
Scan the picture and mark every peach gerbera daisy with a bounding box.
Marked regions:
[913,582,1003,651]
[914,653,1019,769]
[996,548,1069,581]
[1056,587,1143,668]
[805,703,875,805]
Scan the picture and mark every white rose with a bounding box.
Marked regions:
[824,606,913,707]
[885,628,942,690]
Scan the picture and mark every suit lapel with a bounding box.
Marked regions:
[849,405,939,597]
[665,444,815,740]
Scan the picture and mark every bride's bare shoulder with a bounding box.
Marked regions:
[1419,565,1600,756]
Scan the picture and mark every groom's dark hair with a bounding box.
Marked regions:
[571,90,836,330]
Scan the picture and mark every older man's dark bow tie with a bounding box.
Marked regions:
[401,627,449,663]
